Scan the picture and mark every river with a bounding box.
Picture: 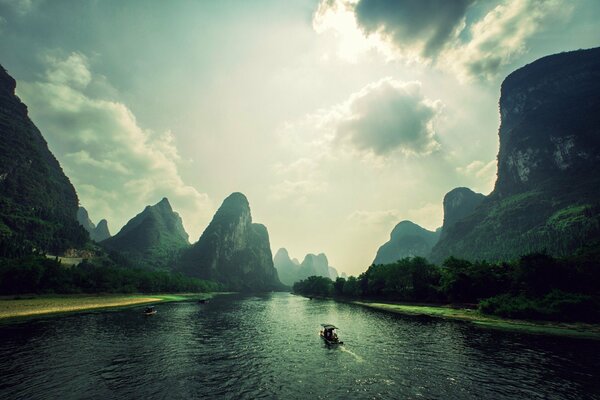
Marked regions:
[0,293,599,399]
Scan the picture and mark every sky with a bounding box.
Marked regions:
[1,0,599,276]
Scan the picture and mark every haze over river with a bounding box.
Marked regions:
[1,293,599,399]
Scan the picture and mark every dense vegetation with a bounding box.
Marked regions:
[0,256,221,295]
[0,66,89,255]
[293,251,600,322]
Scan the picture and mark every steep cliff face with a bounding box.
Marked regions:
[0,65,87,255]
[494,48,600,196]
[178,192,283,291]
[77,207,111,242]
[94,219,111,242]
[431,48,600,263]
[373,221,440,265]
[101,197,189,269]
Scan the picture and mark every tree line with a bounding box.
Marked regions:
[293,250,600,322]
[0,256,221,294]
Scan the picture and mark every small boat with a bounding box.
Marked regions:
[143,306,157,315]
[320,324,343,345]
[198,299,209,304]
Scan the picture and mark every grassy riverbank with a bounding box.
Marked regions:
[351,300,600,340]
[0,293,215,321]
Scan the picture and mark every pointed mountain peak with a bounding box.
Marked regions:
[275,248,290,258]
[157,197,171,207]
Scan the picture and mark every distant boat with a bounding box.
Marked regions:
[198,299,209,304]
[144,306,157,315]
[320,324,343,345]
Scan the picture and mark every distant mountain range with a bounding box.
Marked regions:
[373,47,600,265]
[274,248,339,286]
[77,207,111,242]
[3,47,600,292]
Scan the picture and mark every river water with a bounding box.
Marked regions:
[0,293,599,399]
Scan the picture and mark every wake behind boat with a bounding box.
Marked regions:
[320,324,343,345]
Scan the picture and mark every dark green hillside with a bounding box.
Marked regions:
[0,65,87,255]
[431,47,600,263]
[178,192,284,291]
[101,198,189,269]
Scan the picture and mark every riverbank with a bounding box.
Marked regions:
[350,300,600,340]
[0,293,215,321]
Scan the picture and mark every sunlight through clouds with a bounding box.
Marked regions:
[17,52,213,238]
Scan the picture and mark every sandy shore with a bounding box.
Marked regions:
[350,300,600,340]
[0,293,213,320]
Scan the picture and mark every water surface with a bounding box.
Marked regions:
[1,293,599,399]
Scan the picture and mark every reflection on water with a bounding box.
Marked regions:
[0,293,599,399]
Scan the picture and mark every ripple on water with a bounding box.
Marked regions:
[1,293,600,399]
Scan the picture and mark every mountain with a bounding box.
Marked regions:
[101,197,189,269]
[438,188,485,241]
[178,192,283,291]
[77,207,111,242]
[373,221,440,265]
[273,248,301,286]
[328,266,339,280]
[94,219,111,242]
[274,248,340,285]
[0,65,87,255]
[431,47,600,262]
[299,253,330,278]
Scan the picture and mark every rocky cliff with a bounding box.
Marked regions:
[178,192,283,291]
[373,220,440,265]
[101,197,189,269]
[431,47,600,262]
[0,65,87,255]
[438,188,485,241]
[77,207,111,242]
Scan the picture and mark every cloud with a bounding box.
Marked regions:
[347,209,401,226]
[314,0,572,80]
[354,0,474,59]
[347,202,442,231]
[447,0,570,81]
[0,0,36,15]
[457,159,497,193]
[18,52,213,238]
[335,78,442,156]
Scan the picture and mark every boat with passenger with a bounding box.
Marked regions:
[143,306,157,315]
[320,324,343,345]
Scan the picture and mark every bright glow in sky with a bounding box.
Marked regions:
[1,0,599,275]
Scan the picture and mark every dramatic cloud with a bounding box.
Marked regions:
[355,0,474,59]
[448,0,570,81]
[335,79,442,156]
[18,52,213,238]
[314,0,571,80]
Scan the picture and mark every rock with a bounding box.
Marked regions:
[431,47,600,262]
[77,207,111,242]
[373,220,440,265]
[101,197,189,269]
[0,65,87,254]
[178,192,284,291]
